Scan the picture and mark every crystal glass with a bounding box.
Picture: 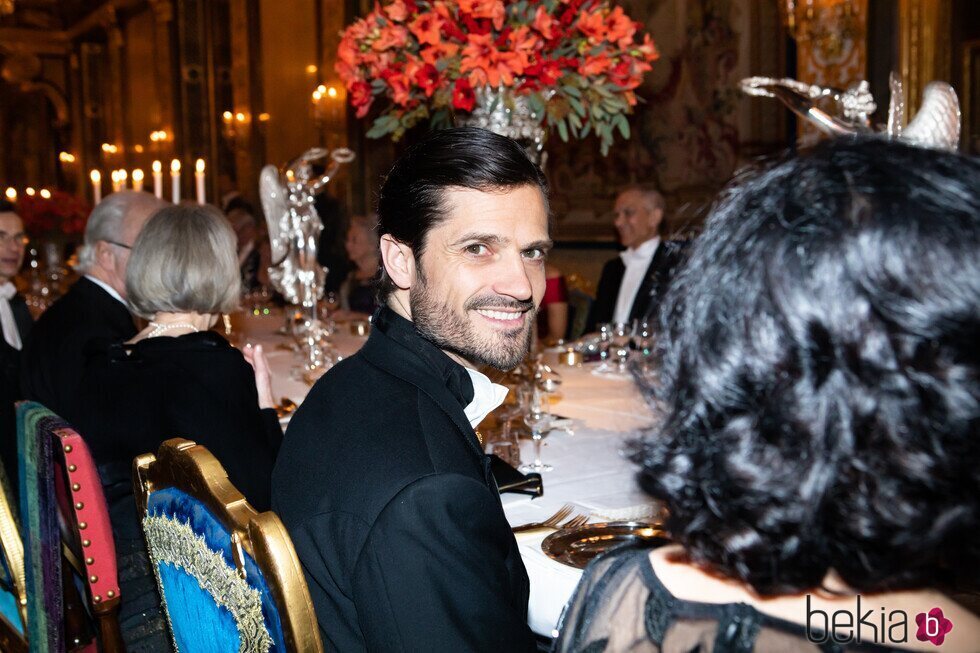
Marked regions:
[594,322,614,373]
[611,322,632,372]
[520,388,553,473]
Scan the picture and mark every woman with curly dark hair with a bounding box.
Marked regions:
[556,138,980,652]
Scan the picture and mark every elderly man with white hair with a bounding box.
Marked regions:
[23,190,164,421]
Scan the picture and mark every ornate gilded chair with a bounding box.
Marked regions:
[16,401,123,652]
[133,438,322,653]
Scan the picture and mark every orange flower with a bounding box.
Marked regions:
[458,0,506,31]
[508,26,541,70]
[409,12,444,46]
[578,52,612,77]
[384,0,407,21]
[576,9,607,44]
[605,6,636,49]
[461,32,522,87]
[636,33,659,62]
[533,6,556,40]
[420,41,460,66]
[349,80,374,118]
[373,24,409,51]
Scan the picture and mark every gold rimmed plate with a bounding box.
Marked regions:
[542,521,670,569]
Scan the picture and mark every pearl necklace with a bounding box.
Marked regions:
[147,322,201,338]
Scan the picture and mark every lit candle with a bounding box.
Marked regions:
[25,187,35,196]
[39,189,51,199]
[132,168,145,192]
[90,170,101,203]
[4,187,16,202]
[110,170,120,193]
[171,159,181,204]
[119,169,128,190]
[152,160,163,199]
[195,158,206,205]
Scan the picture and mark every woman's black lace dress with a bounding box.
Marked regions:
[555,547,914,653]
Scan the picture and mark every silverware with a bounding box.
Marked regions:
[513,512,589,535]
[512,504,581,533]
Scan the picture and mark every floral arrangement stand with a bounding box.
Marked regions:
[337,0,658,156]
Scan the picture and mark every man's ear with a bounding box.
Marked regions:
[94,241,114,271]
[380,234,416,290]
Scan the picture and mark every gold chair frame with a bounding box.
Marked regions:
[133,438,323,653]
[0,480,26,653]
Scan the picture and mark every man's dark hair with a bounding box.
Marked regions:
[375,127,549,302]
[634,138,980,595]
[0,199,15,213]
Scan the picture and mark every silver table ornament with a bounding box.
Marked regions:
[259,147,355,377]
[740,72,961,151]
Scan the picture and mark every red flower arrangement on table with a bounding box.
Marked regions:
[16,190,90,239]
[337,0,658,154]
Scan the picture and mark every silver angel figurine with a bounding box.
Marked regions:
[259,147,355,308]
[740,72,960,151]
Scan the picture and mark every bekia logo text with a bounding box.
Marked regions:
[806,596,953,647]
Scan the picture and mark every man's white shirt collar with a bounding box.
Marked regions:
[463,367,509,429]
[85,275,127,306]
[619,237,660,267]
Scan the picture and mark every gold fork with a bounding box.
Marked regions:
[511,504,574,533]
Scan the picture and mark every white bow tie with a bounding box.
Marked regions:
[0,282,22,350]
[463,367,509,429]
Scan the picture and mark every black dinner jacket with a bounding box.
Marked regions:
[0,296,32,490]
[585,239,688,333]
[272,306,535,653]
[22,276,136,423]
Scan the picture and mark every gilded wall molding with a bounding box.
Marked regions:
[899,0,952,113]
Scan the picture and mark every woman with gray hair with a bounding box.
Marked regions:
[74,204,282,650]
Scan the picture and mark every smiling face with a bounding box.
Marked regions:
[397,185,551,371]
[0,212,27,283]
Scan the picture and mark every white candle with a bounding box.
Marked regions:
[110,170,120,193]
[90,170,101,203]
[171,159,181,204]
[132,168,145,192]
[152,160,163,199]
[195,158,206,204]
[120,169,128,190]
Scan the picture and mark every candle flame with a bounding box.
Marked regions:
[39,189,51,199]
[120,169,128,180]
[152,160,162,173]
[171,159,181,173]
[195,158,205,173]
[133,169,145,182]
[4,188,15,200]
[90,170,101,183]
[25,187,35,196]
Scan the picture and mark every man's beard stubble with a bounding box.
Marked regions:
[410,266,535,371]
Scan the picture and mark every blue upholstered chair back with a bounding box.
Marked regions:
[143,487,286,652]
[135,438,323,653]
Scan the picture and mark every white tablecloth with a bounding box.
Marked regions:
[239,311,660,637]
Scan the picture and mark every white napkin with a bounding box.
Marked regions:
[0,282,22,350]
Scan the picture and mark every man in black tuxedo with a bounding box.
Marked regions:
[0,201,32,485]
[22,191,164,422]
[273,128,545,651]
[585,187,687,333]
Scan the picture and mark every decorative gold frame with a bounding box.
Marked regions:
[133,438,323,653]
[0,483,26,653]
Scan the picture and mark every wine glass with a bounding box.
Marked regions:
[520,387,553,473]
[611,322,632,372]
[594,323,614,373]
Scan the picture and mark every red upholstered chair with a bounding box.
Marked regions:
[53,426,124,650]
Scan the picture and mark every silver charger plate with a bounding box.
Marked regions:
[542,521,670,569]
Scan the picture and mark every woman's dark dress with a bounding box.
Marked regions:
[76,331,283,651]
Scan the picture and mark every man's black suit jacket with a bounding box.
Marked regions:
[272,307,535,652]
[22,276,136,422]
[585,239,688,333]
[0,296,32,488]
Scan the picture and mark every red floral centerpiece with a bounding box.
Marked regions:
[16,190,90,240]
[337,0,658,155]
